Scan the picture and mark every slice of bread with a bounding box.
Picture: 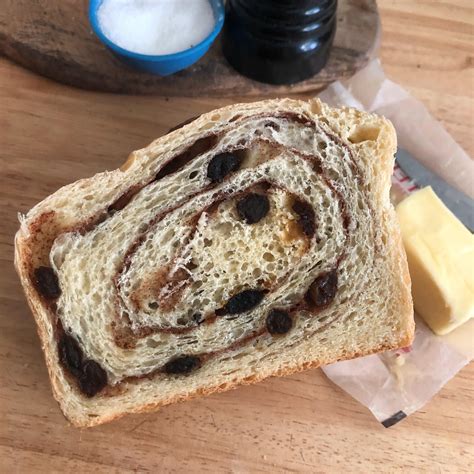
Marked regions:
[14,99,414,427]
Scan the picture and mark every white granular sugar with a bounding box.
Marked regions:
[98,0,216,55]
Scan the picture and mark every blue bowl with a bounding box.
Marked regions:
[88,0,225,76]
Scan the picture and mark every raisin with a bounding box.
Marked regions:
[79,360,108,397]
[163,355,201,375]
[207,152,242,183]
[157,135,218,180]
[33,266,61,299]
[307,270,338,307]
[236,193,270,224]
[58,334,83,377]
[217,289,266,316]
[266,310,293,335]
[192,313,203,324]
[292,199,316,238]
[58,333,107,397]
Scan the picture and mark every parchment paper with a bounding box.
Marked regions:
[317,59,474,427]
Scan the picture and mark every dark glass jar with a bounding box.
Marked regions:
[222,0,338,85]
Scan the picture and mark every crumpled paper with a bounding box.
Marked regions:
[317,59,474,427]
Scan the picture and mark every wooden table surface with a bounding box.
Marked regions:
[1,1,473,472]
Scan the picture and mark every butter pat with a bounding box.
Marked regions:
[396,186,474,335]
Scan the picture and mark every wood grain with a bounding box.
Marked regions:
[0,0,379,96]
[0,1,473,472]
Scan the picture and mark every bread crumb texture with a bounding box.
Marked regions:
[14,99,413,427]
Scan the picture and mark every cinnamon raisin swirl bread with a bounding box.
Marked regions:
[14,99,414,427]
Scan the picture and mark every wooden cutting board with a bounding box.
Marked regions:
[0,0,379,96]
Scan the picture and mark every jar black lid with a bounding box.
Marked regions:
[222,0,338,85]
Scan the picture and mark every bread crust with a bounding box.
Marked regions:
[14,98,414,427]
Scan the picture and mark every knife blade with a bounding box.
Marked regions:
[395,148,474,231]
